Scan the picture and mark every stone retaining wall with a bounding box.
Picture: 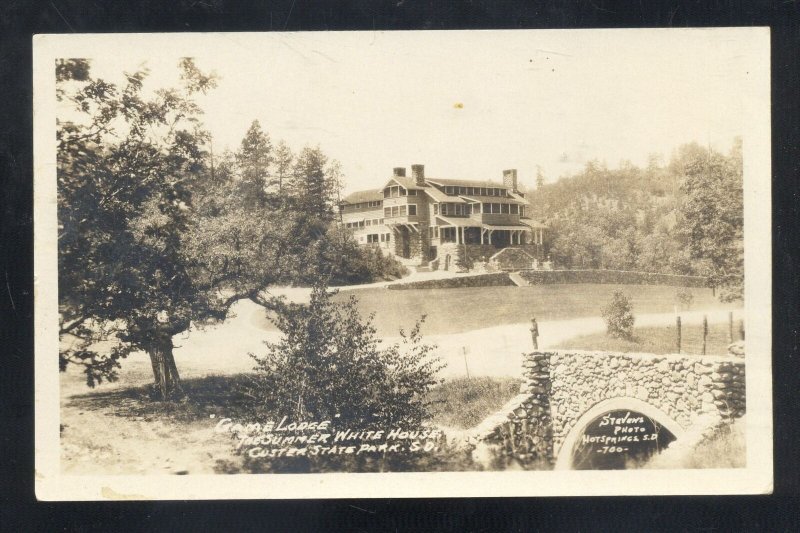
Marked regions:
[387,272,515,290]
[470,350,745,468]
[518,269,709,287]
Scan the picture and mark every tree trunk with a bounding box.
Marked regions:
[147,335,184,400]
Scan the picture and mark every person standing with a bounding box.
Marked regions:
[530,317,539,350]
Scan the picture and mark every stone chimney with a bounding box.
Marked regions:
[503,169,518,192]
[411,164,425,186]
[393,167,406,177]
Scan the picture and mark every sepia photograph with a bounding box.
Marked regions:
[34,28,772,499]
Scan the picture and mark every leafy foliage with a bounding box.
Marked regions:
[245,284,444,429]
[602,290,635,339]
[531,140,743,302]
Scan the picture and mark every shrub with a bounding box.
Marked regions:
[676,288,694,309]
[602,290,635,339]
[245,284,444,428]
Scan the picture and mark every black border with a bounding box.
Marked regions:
[2,1,799,530]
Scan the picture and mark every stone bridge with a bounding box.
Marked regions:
[468,350,745,470]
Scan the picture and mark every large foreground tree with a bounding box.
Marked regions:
[57,59,295,398]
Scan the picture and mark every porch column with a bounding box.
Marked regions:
[480,228,484,244]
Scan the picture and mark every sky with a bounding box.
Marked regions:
[75,29,756,194]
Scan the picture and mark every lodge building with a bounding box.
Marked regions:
[338,164,547,268]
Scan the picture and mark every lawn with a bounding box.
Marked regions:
[252,284,732,336]
[60,368,524,474]
[428,377,523,429]
[554,322,738,355]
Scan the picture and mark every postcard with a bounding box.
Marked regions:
[34,28,772,499]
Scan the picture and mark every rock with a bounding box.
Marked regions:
[656,360,670,373]
[694,363,713,375]
[727,341,745,356]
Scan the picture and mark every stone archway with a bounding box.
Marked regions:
[554,397,686,470]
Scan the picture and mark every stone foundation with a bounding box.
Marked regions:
[467,350,746,469]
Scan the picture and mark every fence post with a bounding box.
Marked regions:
[702,315,708,355]
[739,319,745,341]
[728,311,734,343]
[676,316,682,354]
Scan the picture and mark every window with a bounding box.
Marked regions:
[359,220,365,227]
[520,206,525,217]
[445,186,454,195]
[483,203,491,213]
[366,219,371,226]
[441,203,449,215]
[492,203,501,213]
[441,227,456,243]
[474,203,481,214]
[380,218,384,224]
[510,204,519,214]
[400,188,407,196]
[385,233,390,242]
[380,234,385,242]
[408,189,417,196]
[435,226,440,238]
[400,205,407,216]
[502,203,510,214]
[391,206,399,217]
[384,189,390,198]
[458,187,465,195]
[384,207,391,217]
[433,204,439,215]
[408,205,417,216]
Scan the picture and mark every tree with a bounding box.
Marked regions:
[57,59,294,398]
[235,120,274,208]
[246,285,443,428]
[675,142,743,301]
[287,146,338,221]
[273,140,294,194]
[602,290,635,339]
[535,166,545,189]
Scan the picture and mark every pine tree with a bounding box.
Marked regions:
[236,120,273,208]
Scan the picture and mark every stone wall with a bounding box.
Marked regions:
[471,350,745,469]
[542,351,746,454]
[518,269,709,287]
[387,272,515,290]
[489,247,536,271]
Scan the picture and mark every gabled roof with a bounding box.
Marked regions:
[423,187,449,202]
[383,175,425,190]
[427,178,508,189]
[341,189,383,204]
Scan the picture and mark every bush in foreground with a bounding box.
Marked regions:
[602,289,635,339]
[246,284,443,426]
